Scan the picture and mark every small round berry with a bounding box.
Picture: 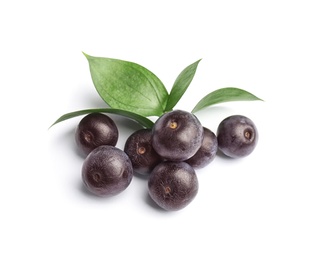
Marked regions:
[124,129,162,175]
[217,115,258,158]
[152,110,204,161]
[82,145,133,197]
[185,127,218,168]
[148,161,199,211]
[75,113,119,156]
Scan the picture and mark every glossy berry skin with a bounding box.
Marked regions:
[148,161,199,211]
[152,110,204,162]
[75,113,119,156]
[82,145,133,197]
[217,115,258,158]
[185,127,218,169]
[124,129,162,175]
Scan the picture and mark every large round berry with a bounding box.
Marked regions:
[185,127,218,168]
[148,161,199,211]
[82,145,133,197]
[124,128,162,175]
[217,115,258,158]
[75,113,119,156]
[152,110,204,161]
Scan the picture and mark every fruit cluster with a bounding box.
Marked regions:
[76,110,258,211]
[51,54,262,211]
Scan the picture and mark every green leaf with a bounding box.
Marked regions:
[165,59,201,112]
[49,108,154,129]
[84,53,168,117]
[191,87,263,113]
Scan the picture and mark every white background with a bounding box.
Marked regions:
[1,0,318,259]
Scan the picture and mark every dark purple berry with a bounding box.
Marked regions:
[148,161,199,211]
[124,128,162,175]
[82,145,133,197]
[75,113,119,156]
[185,127,218,168]
[152,110,203,161]
[217,115,258,158]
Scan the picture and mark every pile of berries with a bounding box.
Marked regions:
[76,110,258,211]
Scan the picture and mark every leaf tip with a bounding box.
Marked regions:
[48,117,63,129]
[82,51,91,60]
[194,58,202,65]
[48,121,57,130]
